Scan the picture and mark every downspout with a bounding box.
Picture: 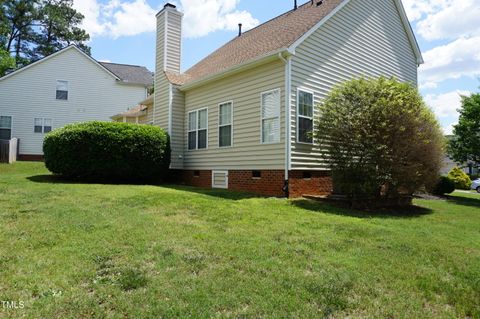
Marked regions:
[168,83,173,135]
[279,52,292,198]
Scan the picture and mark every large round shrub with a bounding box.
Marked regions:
[432,176,456,195]
[447,167,472,190]
[315,77,444,199]
[43,121,170,181]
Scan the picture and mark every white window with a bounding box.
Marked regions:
[188,108,208,150]
[261,89,281,144]
[219,102,233,147]
[34,118,53,133]
[56,80,68,100]
[0,116,12,140]
[297,89,314,144]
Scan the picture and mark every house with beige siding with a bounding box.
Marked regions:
[0,45,153,159]
[130,0,423,197]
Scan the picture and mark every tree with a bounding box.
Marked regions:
[34,0,90,57]
[0,0,90,68]
[315,77,444,199]
[0,48,15,75]
[448,92,480,169]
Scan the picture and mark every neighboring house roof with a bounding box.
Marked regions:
[111,104,148,119]
[100,62,154,87]
[0,45,153,88]
[176,0,422,88]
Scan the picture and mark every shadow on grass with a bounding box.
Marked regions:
[27,175,259,200]
[446,194,480,209]
[291,199,433,219]
[26,174,161,186]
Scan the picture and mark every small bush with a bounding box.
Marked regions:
[432,176,456,195]
[448,167,472,190]
[43,121,170,181]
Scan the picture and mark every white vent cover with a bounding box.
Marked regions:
[212,171,228,189]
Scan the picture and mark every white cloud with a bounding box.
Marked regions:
[73,0,258,39]
[179,0,259,38]
[419,36,480,86]
[416,0,480,41]
[401,0,450,22]
[425,90,470,118]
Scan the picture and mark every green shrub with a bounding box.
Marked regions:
[448,167,472,190]
[43,121,170,181]
[432,176,456,195]
[315,77,444,199]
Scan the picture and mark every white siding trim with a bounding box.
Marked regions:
[168,83,173,135]
[290,0,352,53]
[0,45,120,82]
[296,88,315,145]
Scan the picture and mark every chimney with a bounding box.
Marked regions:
[294,0,297,10]
[156,3,183,74]
[238,23,242,37]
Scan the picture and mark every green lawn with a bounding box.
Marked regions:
[1,162,479,318]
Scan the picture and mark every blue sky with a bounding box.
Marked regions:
[72,0,480,134]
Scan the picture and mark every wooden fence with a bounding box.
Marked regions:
[0,138,18,164]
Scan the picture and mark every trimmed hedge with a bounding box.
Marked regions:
[43,121,170,181]
[432,176,455,195]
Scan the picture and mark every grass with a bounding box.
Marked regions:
[0,162,479,318]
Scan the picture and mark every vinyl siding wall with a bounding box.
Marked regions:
[183,59,285,170]
[170,86,185,169]
[0,47,147,155]
[289,0,419,170]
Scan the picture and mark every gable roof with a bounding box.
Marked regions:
[0,45,153,87]
[177,0,422,88]
[100,62,154,87]
[111,104,148,119]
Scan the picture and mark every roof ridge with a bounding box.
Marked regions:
[99,61,147,68]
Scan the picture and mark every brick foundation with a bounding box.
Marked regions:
[288,170,333,198]
[18,154,44,161]
[175,169,333,198]
[229,170,285,197]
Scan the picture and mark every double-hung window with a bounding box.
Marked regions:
[34,118,52,133]
[56,80,68,100]
[188,108,208,150]
[261,89,281,144]
[297,89,314,144]
[0,116,12,140]
[219,102,233,147]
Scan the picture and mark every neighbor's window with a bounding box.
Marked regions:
[298,90,314,143]
[261,89,280,144]
[188,108,208,150]
[34,118,52,133]
[56,80,68,100]
[219,102,233,147]
[0,116,12,140]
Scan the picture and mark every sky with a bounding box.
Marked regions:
[72,0,480,134]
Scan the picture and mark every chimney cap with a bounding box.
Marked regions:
[164,3,176,9]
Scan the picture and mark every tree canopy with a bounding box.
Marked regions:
[315,77,444,199]
[0,0,90,75]
[448,92,480,167]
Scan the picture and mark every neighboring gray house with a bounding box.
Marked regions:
[144,0,423,197]
[0,45,153,159]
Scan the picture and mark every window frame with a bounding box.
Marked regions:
[260,88,281,145]
[187,108,208,151]
[33,118,53,134]
[56,80,69,101]
[296,88,315,144]
[0,115,12,140]
[218,101,234,148]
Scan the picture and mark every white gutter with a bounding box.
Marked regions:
[278,51,293,196]
[168,83,173,135]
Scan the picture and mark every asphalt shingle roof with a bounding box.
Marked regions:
[180,0,345,85]
[100,62,154,87]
